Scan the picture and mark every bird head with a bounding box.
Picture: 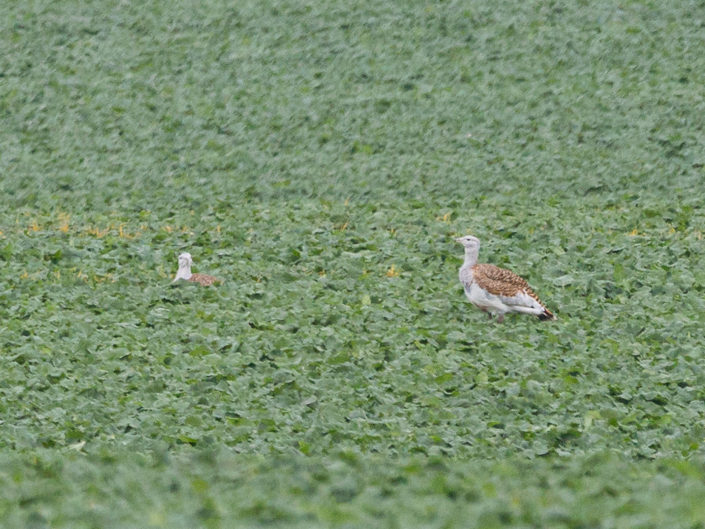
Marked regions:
[454,235,480,249]
[177,252,193,269]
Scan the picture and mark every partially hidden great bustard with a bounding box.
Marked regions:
[172,252,222,286]
[455,235,555,322]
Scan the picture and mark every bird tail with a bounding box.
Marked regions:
[538,307,555,321]
[527,288,556,320]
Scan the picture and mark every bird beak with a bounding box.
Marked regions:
[454,237,464,243]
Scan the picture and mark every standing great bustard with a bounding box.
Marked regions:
[455,235,555,323]
[172,252,222,286]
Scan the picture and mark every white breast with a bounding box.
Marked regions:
[465,282,509,313]
[459,264,474,286]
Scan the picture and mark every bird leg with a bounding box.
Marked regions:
[477,307,493,321]
[496,314,505,323]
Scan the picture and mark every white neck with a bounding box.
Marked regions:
[173,264,192,281]
[462,246,479,268]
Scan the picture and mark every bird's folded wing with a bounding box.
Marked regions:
[190,273,222,286]
[472,263,542,306]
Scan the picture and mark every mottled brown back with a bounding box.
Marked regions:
[472,263,553,318]
[472,264,529,296]
[189,273,222,286]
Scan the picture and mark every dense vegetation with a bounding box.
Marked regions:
[1,0,704,526]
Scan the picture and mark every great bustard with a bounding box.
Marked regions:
[172,252,222,286]
[455,235,555,322]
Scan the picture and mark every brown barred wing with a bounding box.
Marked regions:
[471,263,529,297]
[189,273,222,286]
[473,263,555,319]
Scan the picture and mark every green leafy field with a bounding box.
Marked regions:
[2,0,705,527]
